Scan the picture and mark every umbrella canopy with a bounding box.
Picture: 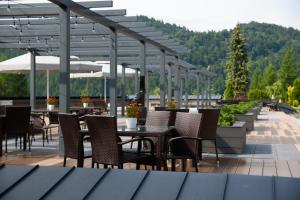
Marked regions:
[70,61,136,79]
[0,53,102,73]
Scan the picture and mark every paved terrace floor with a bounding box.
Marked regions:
[1,108,300,178]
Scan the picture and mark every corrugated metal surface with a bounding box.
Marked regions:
[0,165,300,200]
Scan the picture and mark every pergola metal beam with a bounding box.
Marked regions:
[0,1,113,9]
[0,8,126,17]
[48,0,179,56]
[159,49,166,107]
[109,29,117,116]
[30,50,36,110]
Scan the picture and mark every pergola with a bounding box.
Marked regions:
[0,0,214,154]
[0,0,213,115]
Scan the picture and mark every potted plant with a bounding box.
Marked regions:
[47,96,57,111]
[80,96,91,108]
[167,100,177,109]
[125,102,142,129]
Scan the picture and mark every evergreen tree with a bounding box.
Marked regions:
[279,48,297,101]
[250,67,262,89]
[263,64,276,86]
[224,24,249,99]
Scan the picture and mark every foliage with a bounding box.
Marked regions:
[250,67,262,90]
[224,24,249,99]
[292,77,300,102]
[2,19,300,97]
[247,89,270,100]
[218,101,258,126]
[287,86,294,105]
[218,105,237,126]
[152,87,160,95]
[46,96,57,105]
[293,100,299,107]
[166,100,177,109]
[223,81,234,100]
[279,48,298,102]
[263,64,277,87]
[80,96,91,103]
[125,102,142,118]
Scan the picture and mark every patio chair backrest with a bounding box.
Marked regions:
[145,111,170,126]
[58,113,81,159]
[85,116,120,165]
[198,109,220,140]
[5,106,31,137]
[49,112,59,124]
[173,112,203,156]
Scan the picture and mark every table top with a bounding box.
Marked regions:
[81,125,174,137]
[117,125,174,137]
[32,107,100,113]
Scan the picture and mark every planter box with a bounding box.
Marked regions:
[248,107,261,119]
[202,121,247,154]
[236,112,255,131]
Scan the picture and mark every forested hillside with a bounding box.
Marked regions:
[138,16,300,95]
[0,17,300,97]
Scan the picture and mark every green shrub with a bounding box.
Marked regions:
[248,89,270,100]
[218,101,258,126]
[293,100,299,107]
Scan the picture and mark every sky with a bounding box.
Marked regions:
[5,0,300,32]
[113,0,300,32]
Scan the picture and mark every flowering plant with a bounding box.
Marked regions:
[80,96,91,103]
[167,100,177,109]
[47,96,57,105]
[126,102,142,118]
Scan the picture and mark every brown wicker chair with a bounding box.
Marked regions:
[154,107,189,126]
[85,115,155,169]
[145,111,171,126]
[198,109,221,162]
[58,113,91,167]
[47,111,59,140]
[4,106,31,153]
[167,112,203,172]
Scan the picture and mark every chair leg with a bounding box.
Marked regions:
[181,159,186,172]
[193,158,198,172]
[136,163,140,170]
[171,159,176,171]
[118,164,123,169]
[63,156,67,167]
[42,131,45,147]
[103,164,108,169]
[91,161,95,168]
[214,140,219,163]
[97,163,99,168]
[5,134,7,153]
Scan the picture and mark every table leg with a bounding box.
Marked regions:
[77,134,84,167]
[156,137,162,170]
[23,132,27,151]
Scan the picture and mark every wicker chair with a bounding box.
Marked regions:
[198,109,221,162]
[167,112,203,172]
[85,115,155,169]
[58,113,91,167]
[30,113,48,147]
[4,106,31,153]
[154,107,189,126]
[47,112,59,140]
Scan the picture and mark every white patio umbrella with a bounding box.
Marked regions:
[70,62,136,102]
[0,53,102,98]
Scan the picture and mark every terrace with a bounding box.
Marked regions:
[0,0,300,199]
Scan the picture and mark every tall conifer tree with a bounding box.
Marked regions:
[224,24,248,99]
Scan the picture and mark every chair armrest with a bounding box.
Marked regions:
[168,136,202,154]
[118,138,155,155]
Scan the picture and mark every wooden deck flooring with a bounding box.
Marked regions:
[1,108,300,178]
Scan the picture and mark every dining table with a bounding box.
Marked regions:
[78,125,175,170]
